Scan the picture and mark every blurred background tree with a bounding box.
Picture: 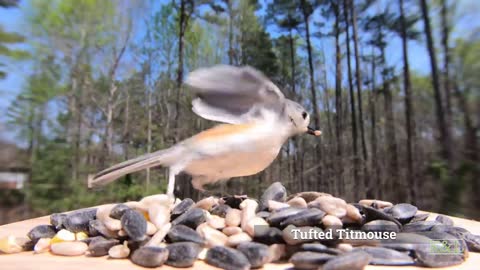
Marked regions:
[0,0,478,223]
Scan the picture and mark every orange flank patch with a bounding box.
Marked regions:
[193,123,256,141]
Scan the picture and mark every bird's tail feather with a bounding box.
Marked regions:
[88,146,182,188]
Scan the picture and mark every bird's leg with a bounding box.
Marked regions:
[167,169,176,199]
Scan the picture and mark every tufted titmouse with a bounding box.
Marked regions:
[88,65,321,197]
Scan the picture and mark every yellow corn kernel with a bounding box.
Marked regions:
[75,232,88,241]
[51,229,75,243]
[0,235,29,254]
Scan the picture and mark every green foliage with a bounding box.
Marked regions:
[267,0,302,32]
[453,38,480,91]
[427,159,467,215]
[29,0,115,45]
[6,58,61,144]
[27,139,71,212]
[237,0,278,78]
[0,3,28,79]
[25,136,167,214]
[0,189,24,207]
[241,29,278,78]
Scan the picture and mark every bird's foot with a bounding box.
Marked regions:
[167,191,176,201]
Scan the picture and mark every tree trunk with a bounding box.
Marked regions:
[146,89,152,191]
[380,42,402,202]
[420,0,451,165]
[288,28,300,190]
[174,0,192,197]
[70,75,80,180]
[301,0,322,193]
[368,51,378,199]
[453,81,479,215]
[104,26,130,165]
[123,90,130,160]
[27,106,35,169]
[350,1,367,199]
[453,82,477,163]
[333,3,344,196]
[321,50,335,195]
[301,1,319,130]
[399,0,417,203]
[288,29,296,96]
[441,0,452,137]
[323,89,334,193]
[104,83,115,158]
[228,0,234,65]
[174,0,188,141]
[344,0,359,198]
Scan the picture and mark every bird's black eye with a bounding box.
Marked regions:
[302,112,307,119]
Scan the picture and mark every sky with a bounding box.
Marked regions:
[0,0,478,144]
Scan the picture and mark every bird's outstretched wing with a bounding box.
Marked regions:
[185,65,285,124]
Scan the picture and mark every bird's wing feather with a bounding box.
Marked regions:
[185,65,285,124]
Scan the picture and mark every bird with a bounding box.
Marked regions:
[88,65,321,197]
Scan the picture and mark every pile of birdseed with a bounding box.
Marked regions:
[0,182,479,270]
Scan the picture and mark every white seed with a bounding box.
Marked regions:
[322,215,343,227]
[140,194,174,208]
[244,217,268,237]
[146,222,171,247]
[225,209,242,227]
[308,196,347,218]
[195,196,219,211]
[207,215,226,229]
[97,204,122,231]
[34,238,51,253]
[196,223,228,247]
[337,243,353,252]
[222,226,243,236]
[146,221,158,235]
[267,200,290,211]
[240,199,258,232]
[148,204,170,229]
[108,243,130,259]
[287,197,308,208]
[346,204,363,223]
[226,232,252,247]
[50,241,88,256]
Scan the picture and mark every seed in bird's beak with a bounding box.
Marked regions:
[307,127,322,136]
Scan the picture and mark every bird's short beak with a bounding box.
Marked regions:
[307,126,322,136]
